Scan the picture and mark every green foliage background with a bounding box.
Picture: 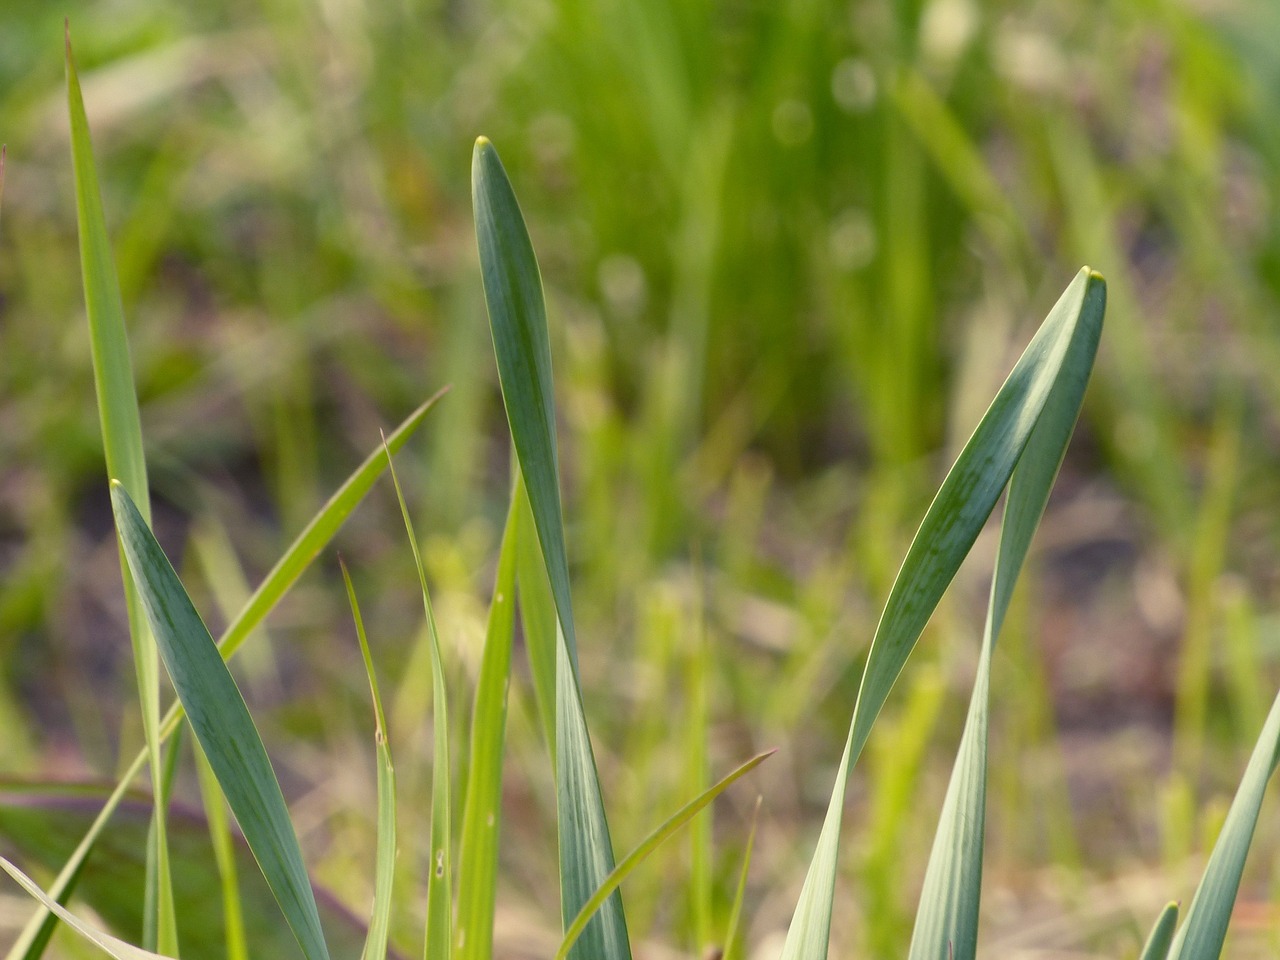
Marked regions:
[2,0,1280,955]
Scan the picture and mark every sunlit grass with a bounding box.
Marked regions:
[2,2,1280,957]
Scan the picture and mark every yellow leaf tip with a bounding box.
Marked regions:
[475,135,492,149]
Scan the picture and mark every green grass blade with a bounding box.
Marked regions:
[5,392,440,960]
[722,797,762,960]
[471,139,574,660]
[111,484,331,960]
[779,269,1106,960]
[381,452,451,960]
[1,859,172,960]
[472,136,631,960]
[65,28,174,956]
[193,743,249,960]
[0,782,388,960]
[908,280,1102,960]
[340,563,396,960]
[514,481,557,756]
[1139,902,1179,960]
[214,389,444,667]
[1168,688,1280,960]
[554,750,775,960]
[455,481,521,960]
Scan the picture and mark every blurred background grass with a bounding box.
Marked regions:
[3,0,1280,956]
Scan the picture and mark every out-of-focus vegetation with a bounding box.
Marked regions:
[2,0,1280,956]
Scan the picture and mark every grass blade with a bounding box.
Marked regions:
[111,484,331,960]
[908,275,1102,960]
[779,269,1105,959]
[455,479,522,960]
[1167,688,1280,959]
[340,563,396,960]
[514,481,557,755]
[554,750,775,960]
[472,136,631,960]
[65,27,174,956]
[1,859,172,960]
[1139,902,1179,960]
[193,742,249,960]
[6,392,441,960]
[382,452,451,960]
[0,782,387,960]
[722,797,762,960]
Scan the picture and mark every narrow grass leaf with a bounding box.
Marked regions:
[1139,902,1179,960]
[7,392,440,960]
[555,750,774,960]
[1168,687,1280,960]
[193,743,249,960]
[455,481,521,960]
[340,563,396,960]
[1,859,172,960]
[382,452,451,960]
[473,136,630,960]
[514,482,557,755]
[0,782,386,960]
[908,274,1102,960]
[66,29,174,956]
[722,797,762,960]
[111,484,330,960]
[780,269,1105,959]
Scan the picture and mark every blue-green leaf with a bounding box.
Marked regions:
[111,484,330,960]
[472,137,631,960]
[780,269,1105,959]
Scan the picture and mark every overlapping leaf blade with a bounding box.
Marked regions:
[0,782,383,960]
[456,478,522,960]
[5,393,440,960]
[554,750,775,960]
[340,564,396,960]
[1139,902,1179,960]
[1167,688,1280,959]
[65,29,175,957]
[2,859,171,960]
[779,269,1106,959]
[383,454,451,960]
[908,272,1102,960]
[472,137,631,960]
[111,484,330,960]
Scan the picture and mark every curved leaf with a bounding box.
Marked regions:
[908,272,1102,959]
[473,137,631,960]
[7,393,440,960]
[779,269,1105,959]
[111,484,330,960]
[1168,688,1280,959]
[1139,902,1179,960]
[555,750,774,960]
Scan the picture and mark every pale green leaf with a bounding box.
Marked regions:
[1,859,172,960]
[1139,902,1179,960]
[340,563,396,960]
[555,751,774,960]
[382,454,451,960]
[455,479,522,960]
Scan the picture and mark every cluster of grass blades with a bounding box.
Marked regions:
[4,28,1280,960]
